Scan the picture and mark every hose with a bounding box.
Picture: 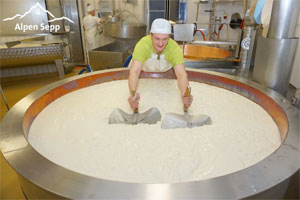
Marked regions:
[210,31,220,40]
[195,29,206,41]
[123,54,132,68]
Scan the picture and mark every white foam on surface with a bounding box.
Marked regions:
[28,79,281,183]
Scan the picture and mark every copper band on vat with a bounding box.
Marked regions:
[23,69,288,141]
[180,45,232,61]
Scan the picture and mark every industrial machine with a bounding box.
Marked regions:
[173,23,237,75]
[0,68,299,199]
[252,0,299,96]
[1,0,299,199]
[88,10,146,70]
[0,0,84,79]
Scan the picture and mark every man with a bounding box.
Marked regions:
[128,18,193,111]
[83,5,104,51]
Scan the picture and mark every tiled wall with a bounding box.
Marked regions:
[187,1,244,42]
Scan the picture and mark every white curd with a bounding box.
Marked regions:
[28,79,281,183]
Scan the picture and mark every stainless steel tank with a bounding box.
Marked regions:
[104,21,146,39]
[104,10,147,39]
[0,68,299,199]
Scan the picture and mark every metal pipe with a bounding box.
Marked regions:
[243,0,247,17]
[252,0,300,96]
[0,85,9,111]
[267,0,300,39]
[192,41,237,45]
[237,0,258,78]
[253,37,298,96]
[208,0,216,40]
[237,26,254,78]
[195,29,206,41]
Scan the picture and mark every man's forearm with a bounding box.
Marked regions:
[128,60,142,94]
[129,70,139,94]
[178,72,188,95]
[174,64,189,95]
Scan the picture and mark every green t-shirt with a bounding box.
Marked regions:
[132,35,184,67]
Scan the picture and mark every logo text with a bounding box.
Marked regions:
[15,23,60,32]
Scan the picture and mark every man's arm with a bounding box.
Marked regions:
[128,59,143,110]
[174,63,188,95]
[174,63,193,108]
[129,59,143,92]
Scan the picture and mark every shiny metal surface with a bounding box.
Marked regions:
[104,22,146,39]
[184,60,237,75]
[243,0,256,26]
[192,40,237,46]
[236,0,259,78]
[252,36,299,96]
[292,88,300,109]
[181,44,237,74]
[67,0,84,63]
[267,0,300,39]
[173,24,195,42]
[0,85,10,111]
[1,68,299,199]
[237,26,256,78]
[0,45,62,68]
[89,40,137,70]
[46,0,84,63]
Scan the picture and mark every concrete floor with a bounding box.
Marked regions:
[0,68,299,199]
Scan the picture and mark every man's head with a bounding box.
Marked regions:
[150,18,171,54]
[87,5,95,16]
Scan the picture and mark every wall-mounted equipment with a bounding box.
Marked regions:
[98,0,113,13]
[229,13,242,29]
[124,0,137,5]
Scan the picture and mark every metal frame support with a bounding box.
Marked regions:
[0,85,9,111]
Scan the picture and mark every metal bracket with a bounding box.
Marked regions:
[0,85,9,111]
[55,59,65,79]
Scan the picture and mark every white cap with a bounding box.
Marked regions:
[87,5,94,12]
[150,18,171,34]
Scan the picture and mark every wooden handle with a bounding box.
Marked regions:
[131,90,138,113]
[184,87,191,112]
[184,86,191,97]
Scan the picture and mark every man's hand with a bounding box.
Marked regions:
[128,93,140,110]
[182,94,193,108]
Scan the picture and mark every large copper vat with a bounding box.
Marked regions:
[181,45,236,74]
[0,68,299,199]
[181,45,232,60]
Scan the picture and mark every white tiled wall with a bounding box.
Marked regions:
[114,0,146,23]
[187,1,244,42]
